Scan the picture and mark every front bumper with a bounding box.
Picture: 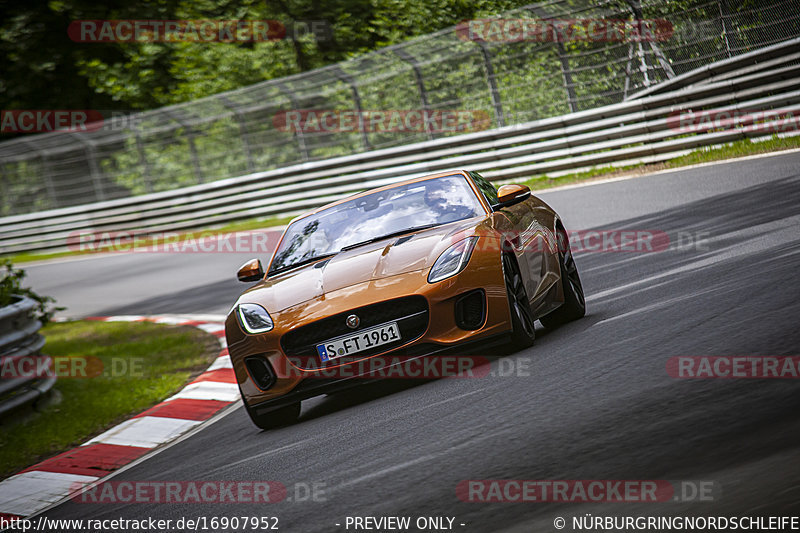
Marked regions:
[225,257,510,409]
[245,333,509,415]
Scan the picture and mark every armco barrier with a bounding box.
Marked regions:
[0,296,53,416]
[1,38,800,254]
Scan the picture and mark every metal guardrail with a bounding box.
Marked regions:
[0,296,53,417]
[1,38,799,254]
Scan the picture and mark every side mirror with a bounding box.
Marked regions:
[493,184,531,210]
[237,258,264,282]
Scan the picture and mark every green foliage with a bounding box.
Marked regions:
[0,160,49,215]
[0,259,63,324]
[0,0,182,113]
[1,0,536,113]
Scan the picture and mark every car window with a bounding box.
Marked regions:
[269,174,485,275]
[469,171,498,205]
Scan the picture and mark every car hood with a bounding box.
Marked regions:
[238,218,482,312]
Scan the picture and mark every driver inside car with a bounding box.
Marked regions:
[424,180,476,223]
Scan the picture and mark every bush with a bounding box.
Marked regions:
[0,259,63,324]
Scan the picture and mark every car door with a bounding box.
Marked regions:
[469,171,557,307]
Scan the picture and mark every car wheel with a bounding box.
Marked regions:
[540,226,586,329]
[244,399,301,430]
[503,252,536,348]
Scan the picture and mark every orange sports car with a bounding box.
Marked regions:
[225,170,585,429]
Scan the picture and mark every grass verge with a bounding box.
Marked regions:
[0,320,221,479]
[522,134,800,190]
[6,135,800,264]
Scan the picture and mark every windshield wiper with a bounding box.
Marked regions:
[268,252,338,276]
[339,223,440,252]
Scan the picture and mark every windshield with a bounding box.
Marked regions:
[268,174,485,275]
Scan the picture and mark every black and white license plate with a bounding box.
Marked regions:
[316,322,400,362]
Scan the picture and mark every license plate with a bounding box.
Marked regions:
[316,322,401,362]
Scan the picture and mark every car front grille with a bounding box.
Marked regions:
[280,296,429,368]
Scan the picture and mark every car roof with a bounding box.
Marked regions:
[286,169,476,225]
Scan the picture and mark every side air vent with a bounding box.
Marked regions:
[455,289,486,330]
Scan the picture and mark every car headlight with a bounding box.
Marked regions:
[428,237,479,283]
[237,303,274,334]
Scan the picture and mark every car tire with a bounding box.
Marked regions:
[244,400,301,430]
[503,252,536,348]
[540,226,586,329]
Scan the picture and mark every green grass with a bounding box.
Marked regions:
[6,135,800,265]
[4,248,97,265]
[664,135,800,166]
[208,214,296,233]
[523,164,638,191]
[523,135,800,189]
[0,320,220,479]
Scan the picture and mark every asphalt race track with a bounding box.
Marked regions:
[26,151,800,531]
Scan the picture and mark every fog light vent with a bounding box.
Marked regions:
[455,290,486,330]
[245,356,276,390]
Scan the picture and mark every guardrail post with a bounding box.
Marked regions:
[623,42,636,99]
[71,134,106,202]
[0,164,7,215]
[219,96,256,173]
[627,0,675,81]
[132,129,154,194]
[21,141,58,210]
[164,109,204,184]
[86,143,106,201]
[719,0,735,57]
[637,41,651,87]
[276,82,311,163]
[41,157,58,209]
[555,42,579,113]
[477,42,506,127]
[528,6,578,113]
[394,49,434,140]
[334,68,371,151]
